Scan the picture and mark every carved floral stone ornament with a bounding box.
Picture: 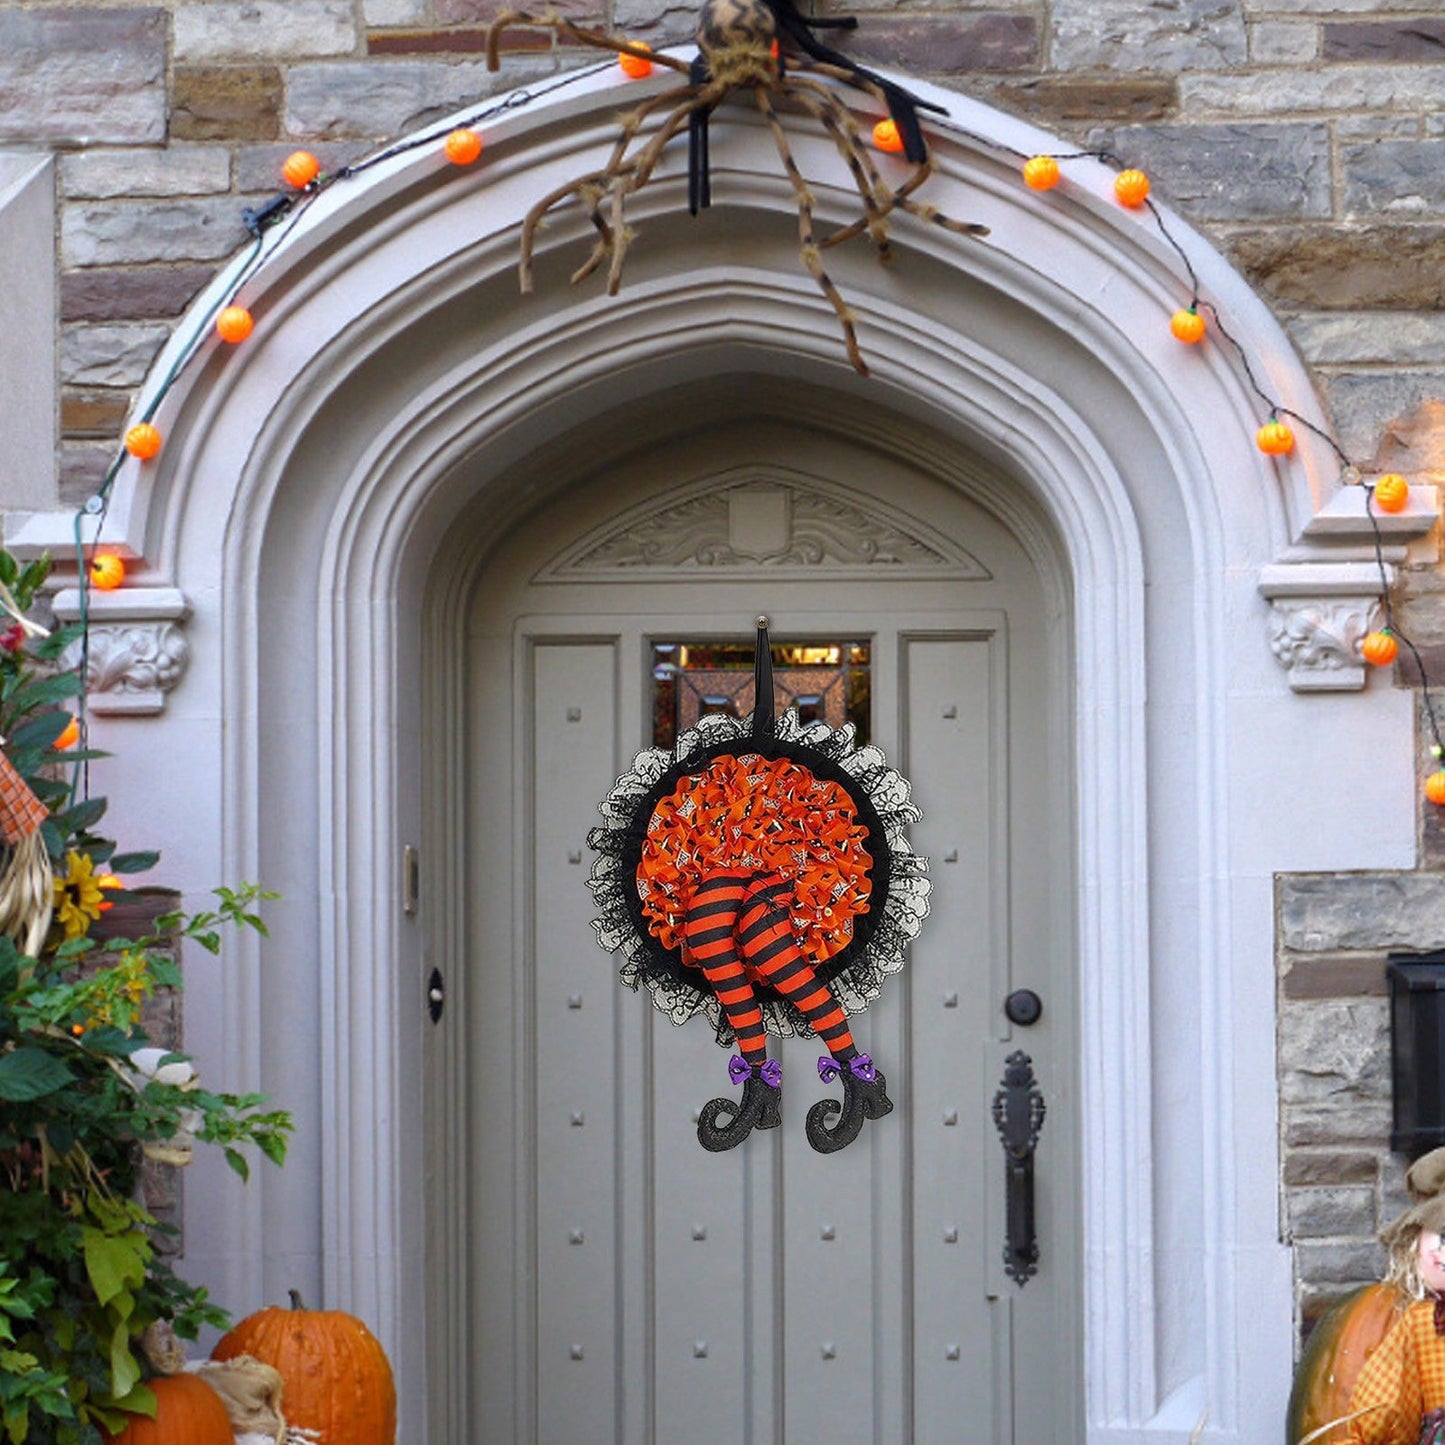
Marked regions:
[51,585,191,716]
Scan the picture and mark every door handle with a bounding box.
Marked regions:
[992,1050,1046,1287]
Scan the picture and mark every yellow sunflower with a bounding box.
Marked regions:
[53,850,105,939]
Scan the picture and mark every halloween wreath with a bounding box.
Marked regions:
[588,618,930,1152]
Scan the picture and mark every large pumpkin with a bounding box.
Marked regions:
[212,1291,397,1444]
[103,1372,233,1445]
[1287,1282,1406,1443]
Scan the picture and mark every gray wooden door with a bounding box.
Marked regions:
[442,457,1078,1443]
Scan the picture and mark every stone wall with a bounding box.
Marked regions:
[4,0,1445,1351]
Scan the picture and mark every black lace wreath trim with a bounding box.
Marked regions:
[587,711,931,1044]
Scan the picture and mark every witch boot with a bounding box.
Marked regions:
[806,1053,892,1154]
[697,1056,783,1151]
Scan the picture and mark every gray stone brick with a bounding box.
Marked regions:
[836,14,1039,74]
[1336,115,1424,140]
[61,265,219,324]
[1053,0,1247,72]
[62,198,256,269]
[1325,373,1445,467]
[1281,873,1445,954]
[1248,0,1441,12]
[1284,1100,1392,1149]
[1324,19,1445,63]
[60,445,114,510]
[1248,20,1317,63]
[1343,139,1445,217]
[1224,223,1445,310]
[1278,998,1389,1104]
[367,0,429,21]
[61,325,172,389]
[233,143,374,195]
[284,58,559,138]
[1181,65,1445,115]
[1286,1185,1379,1239]
[62,150,232,203]
[0,8,166,146]
[1283,1149,1380,1187]
[173,1,359,63]
[1286,312,1445,367]
[1090,123,1330,221]
[1293,1237,1387,1286]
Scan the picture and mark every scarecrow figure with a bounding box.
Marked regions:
[587,618,930,1152]
[1345,1149,1445,1444]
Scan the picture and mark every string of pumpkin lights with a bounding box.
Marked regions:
[62,43,1444,801]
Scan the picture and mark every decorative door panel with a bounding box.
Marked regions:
[448,459,1076,1442]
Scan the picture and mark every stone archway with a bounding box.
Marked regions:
[7,60,1432,1440]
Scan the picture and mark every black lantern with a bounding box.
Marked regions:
[1387,951,1445,1157]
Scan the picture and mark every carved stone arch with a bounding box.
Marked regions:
[5,60,1431,1441]
[536,466,992,580]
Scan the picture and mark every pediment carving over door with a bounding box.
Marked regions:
[536,470,991,581]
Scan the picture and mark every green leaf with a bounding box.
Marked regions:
[53,798,107,836]
[80,1229,146,1309]
[7,711,72,752]
[0,554,16,590]
[108,1382,155,1420]
[7,673,83,716]
[107,852,160,876]
[223,1147,250,1182]
[0,1049,74,1101]
[107,1321,141,1400]
[31,622,84,664]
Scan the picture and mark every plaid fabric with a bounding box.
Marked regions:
[1351,1301,1445,1444]
[0,750,47,846]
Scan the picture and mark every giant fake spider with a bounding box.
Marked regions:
[485,0,990,374]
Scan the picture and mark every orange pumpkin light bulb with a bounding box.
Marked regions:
[216,305,254,343]
[618,43,653,77]
[282,150,321,189]
[444,128,483,165]
[1256,419,1295,456]
[1362,630,1399,667]
[1023,155,1060,191]
[1373,473,1410,513]
[54,716,80,750]
[872,118,905,154]
[89,553,126,591]
[1114,168,1150,207]
[1427,771,1445,806]
[1170,308,1206,344]
[124,422,162,460]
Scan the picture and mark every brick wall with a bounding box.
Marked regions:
[5,0,1445,1348]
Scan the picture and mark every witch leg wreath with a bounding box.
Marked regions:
[587,617,930,1154]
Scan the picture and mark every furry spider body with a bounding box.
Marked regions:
[486,0,989,373]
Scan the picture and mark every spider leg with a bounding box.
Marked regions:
[486,9,691,73]
[754,86,869,376]
[784,79,893,259]
[520,168,616,291]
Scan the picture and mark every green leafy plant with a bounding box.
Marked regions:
[0,552,291,1444]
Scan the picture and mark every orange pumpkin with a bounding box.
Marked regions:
[1287,1283,1405,1444]
[1114,168,1150,207]
[103,1372,233,1445]
[215,306,254,343]
[618,43,653,78]
[1427,772,1445,806]
[1170,308,1206,344]
[89,552,126,591]
[872,118,904,154]
[54,715,80,750]
[1023,155,1060,191]
[282,151,320,189]
[213,1291,396,1445]
[124,423,162,460]
[1362,630,1399,667]
[444,128,483,165]
[1257,419,1295,456]
[1373,473,1410,513]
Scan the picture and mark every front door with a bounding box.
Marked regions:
[430,422,1078,1442]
